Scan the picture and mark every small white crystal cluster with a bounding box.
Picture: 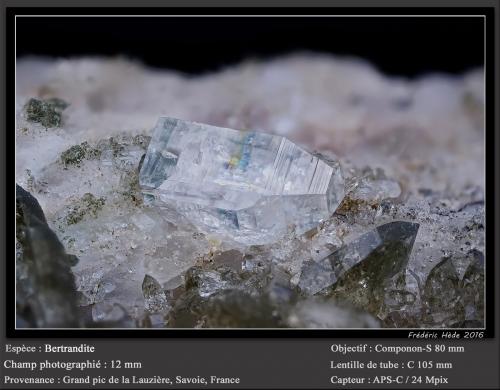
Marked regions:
[15,54,484,326]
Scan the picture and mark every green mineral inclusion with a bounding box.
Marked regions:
[24,97,68,128]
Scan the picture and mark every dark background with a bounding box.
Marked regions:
[16,16,484,77]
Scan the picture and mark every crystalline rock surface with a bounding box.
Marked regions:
[299,221,419,296]
[139,117,345,244]
[14,55,485,328]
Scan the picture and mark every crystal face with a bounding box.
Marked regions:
[298,221,419,296]
[139,117,345,244]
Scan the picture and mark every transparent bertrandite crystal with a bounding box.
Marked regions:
[139,117,345,244]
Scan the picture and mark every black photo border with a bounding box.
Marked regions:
[5,6,497,339]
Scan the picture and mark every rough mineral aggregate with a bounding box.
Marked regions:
[15,54,485,328]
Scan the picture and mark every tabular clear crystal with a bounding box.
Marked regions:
[139,117,345,244]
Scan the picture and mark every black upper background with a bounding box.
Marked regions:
[16,16,483,78]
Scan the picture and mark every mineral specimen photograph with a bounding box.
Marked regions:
[14,16,485,329]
